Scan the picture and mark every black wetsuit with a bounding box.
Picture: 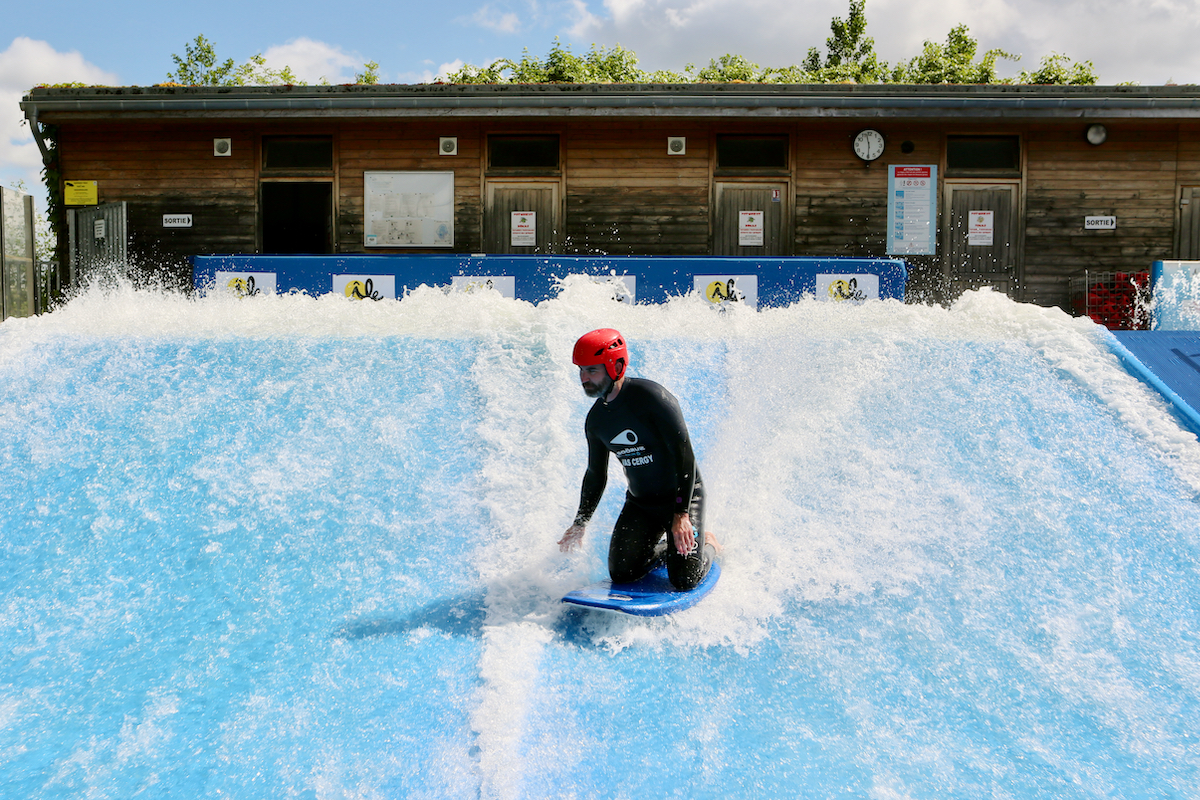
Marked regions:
[573,378,710,591]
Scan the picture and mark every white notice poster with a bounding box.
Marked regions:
[511,212,536,247]
[364,171,454,248]
[968,210,994,246]
[738,211,764,246]
[887,165,938,255]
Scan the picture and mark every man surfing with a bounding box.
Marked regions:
[559,328,718,591]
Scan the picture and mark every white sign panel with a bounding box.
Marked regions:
[887,165,938,255]
[817,274,881,304]
[1085,216,1117,230]
[738,211,764,246]
[511,212,536,247]
[450,275,516,298]
[364,171,454,248]
[333,274,396,300]
[162,214,193,228]
[213,271,276,297]
[568,274,636,303]
[695,275,758,309]
[968,210,994,246]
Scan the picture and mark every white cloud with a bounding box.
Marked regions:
[1,37,118,199]
[259,38,364,85]
[436,60,467,80]
[392,60,467,84]
[570,0,1200,84]
[472,4,524,33]
[573,0,844,72]
[565,0,604,37]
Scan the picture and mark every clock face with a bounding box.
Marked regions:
[854,129,885,161]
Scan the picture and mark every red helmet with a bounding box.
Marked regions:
[573,328,628,381]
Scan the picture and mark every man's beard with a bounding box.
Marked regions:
[582,373,613,398]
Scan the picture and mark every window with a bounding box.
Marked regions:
[488,135,560,171]
[262,136,334,172]
[946,136,1020,176]
[716,136,789,171]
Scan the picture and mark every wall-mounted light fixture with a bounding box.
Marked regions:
[213,138,232,157]
[1086,124,1108,146]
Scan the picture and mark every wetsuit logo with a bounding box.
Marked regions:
[611,430,639,446]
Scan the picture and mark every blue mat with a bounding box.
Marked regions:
[1109,330,1200,437]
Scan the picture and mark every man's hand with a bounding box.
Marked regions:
[671,512,696,556]
[559,524,586,553]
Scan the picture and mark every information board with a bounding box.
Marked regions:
[364,172,454,248]
[887,166,938,256]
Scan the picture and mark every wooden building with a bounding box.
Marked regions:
[21,82,1200,308]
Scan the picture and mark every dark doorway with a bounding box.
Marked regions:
[261,182,333,254]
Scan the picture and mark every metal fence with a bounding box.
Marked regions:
[1,186,36,322]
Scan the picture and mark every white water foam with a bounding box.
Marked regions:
[6,278,1200,797]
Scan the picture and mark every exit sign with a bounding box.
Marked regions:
[1084,216,1116,230]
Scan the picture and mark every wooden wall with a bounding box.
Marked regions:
[564,122,710,256]
[53,115,1200,309]
[339,120,484,254]
[1024,123,1183,307]
[58,123,256,287]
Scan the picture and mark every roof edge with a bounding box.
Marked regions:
[23,83,1200,121]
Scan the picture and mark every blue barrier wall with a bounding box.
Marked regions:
[191,254,907,306]
[1151,260,1200,330]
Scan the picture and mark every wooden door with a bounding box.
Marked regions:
[713,182,788,256]
[485,181,561,254]
[944,183,1021,298]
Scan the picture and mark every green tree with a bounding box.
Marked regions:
[439,1,1101,86]
[890,25,1016,83]
[167,35,240,85]
[445,39,645,84]
[167,35,297,86]
[1016,53,1098,85]
[355,61,381,85]
[801,0,885,83]
[694,54,763,82]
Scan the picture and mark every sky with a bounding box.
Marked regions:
[3,0,1199,207]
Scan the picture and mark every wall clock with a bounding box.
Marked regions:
[853,129,885,161]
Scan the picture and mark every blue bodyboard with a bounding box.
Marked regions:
[562,562,721,617]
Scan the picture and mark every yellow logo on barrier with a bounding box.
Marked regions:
[226,275,261,297]
[457,278,496,294]
[827,278,866,303]
[344,278,383,300]
[705,279,745,305]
